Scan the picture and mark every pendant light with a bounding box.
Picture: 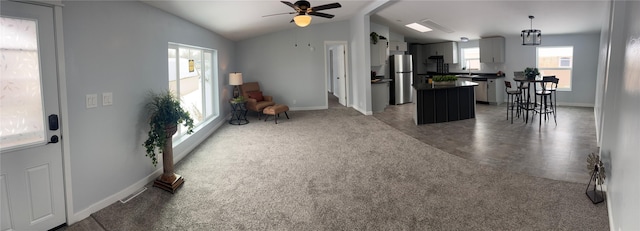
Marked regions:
[521,15,541,45]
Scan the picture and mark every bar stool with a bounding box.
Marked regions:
[504,81,521,124]
[535,76,556,128]
[513,71,531,122]
[544,76,559,122]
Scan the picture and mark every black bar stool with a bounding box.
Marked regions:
[535,76,557,128]
[504,81,521,124]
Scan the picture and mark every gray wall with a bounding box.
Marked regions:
[236,21,350,110]
[370,22,389,79]
[599,0,640,229]
[503,33,600,106]
[62,0,234,215]
[413,33,599,106]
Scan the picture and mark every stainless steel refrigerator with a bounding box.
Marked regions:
[389,54,413,105]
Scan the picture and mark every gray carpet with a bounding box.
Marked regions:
[89,106,608,230]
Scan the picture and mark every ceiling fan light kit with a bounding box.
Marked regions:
[294,14,312,27]
[266,1,341,27]
[521,15,542,45]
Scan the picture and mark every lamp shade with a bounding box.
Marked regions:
[294,15,312,27]
[229,73,243,86]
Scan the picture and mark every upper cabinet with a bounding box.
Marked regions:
[371,39,388,66]
[427,42,458,64]
[389,41,407,52]
[410,44,427,74]
[479,37,505,63]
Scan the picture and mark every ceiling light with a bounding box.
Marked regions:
[460,37,469,42]
[294,14,312,27]
[405,23,432,33]
[521,15,541,45]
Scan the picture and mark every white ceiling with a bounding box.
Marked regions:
[142,0,608,43]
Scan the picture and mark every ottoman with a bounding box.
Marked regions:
[262,104,290,124]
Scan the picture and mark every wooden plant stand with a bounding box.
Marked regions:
[153,125,184,193]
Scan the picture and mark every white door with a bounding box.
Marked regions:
[336,45,347,106]
[325,42,348,107]
[1,1,66,230]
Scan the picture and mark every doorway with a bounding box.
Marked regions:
[325,41,349,107]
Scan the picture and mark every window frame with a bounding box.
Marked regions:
[536,46,574,91]
[461,47,481,71]
[168,43,219,140]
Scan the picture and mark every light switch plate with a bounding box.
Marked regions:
[102,92,113,106]
[86,94,98,108]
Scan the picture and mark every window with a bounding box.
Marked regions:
[461,47,480,71]
[168,44,219,137]
[537,46,573,91]
[0,17,46,150]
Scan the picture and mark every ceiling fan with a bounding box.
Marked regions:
[263,1,342,27]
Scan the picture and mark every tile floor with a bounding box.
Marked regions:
[361,96,598,184]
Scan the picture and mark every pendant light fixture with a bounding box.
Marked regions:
[521,15,541,45]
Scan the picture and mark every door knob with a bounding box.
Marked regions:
[48,135,59,144]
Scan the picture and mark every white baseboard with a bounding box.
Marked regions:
[351,104,371,115]
[289,106,327,111]
[69,168,162,224]
[68,118,226,225]
[556,102,594,107]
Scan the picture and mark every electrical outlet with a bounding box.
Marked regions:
[293,100,297,105]
[86,94,98,108]
[102,92,113,106]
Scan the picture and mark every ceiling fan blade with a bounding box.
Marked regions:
[281,1,299,11]
[262,12,296,17]
[311,2,341,11]
[308,11,335,19]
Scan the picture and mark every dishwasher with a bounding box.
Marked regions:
[472,78,488,103]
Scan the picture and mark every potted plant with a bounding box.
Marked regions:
[231,95,246,104]
[370,32,379,44]
[524,67,540,80]
[432,75,458,85]
[143,90,194,193]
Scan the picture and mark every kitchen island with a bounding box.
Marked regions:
[413,81,478,124]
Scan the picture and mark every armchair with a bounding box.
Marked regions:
[240,82,275,118]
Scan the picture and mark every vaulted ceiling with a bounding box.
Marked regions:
[143,0,608,43]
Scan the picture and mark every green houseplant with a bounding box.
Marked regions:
[524,67,540,79]
[432,75,458,82]
[432,75,458,85]
[370,32,379,44]
[231,95,246,104]
[143,90,194,193]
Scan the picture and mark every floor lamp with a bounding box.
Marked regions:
[229,72,243,98]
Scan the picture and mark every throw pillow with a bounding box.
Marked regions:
[248,91,264,102]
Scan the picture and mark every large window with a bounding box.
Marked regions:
[168,44,218,137]
[537,46,573,91]
[461,47,480,71]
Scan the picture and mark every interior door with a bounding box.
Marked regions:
[337,45,346,106]
[1,1,66,230]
